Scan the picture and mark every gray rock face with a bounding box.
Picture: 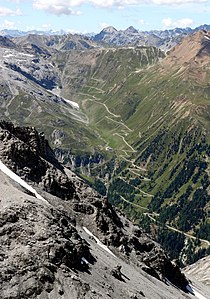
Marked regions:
[0,122,193,299]
[184,255,210,285]
[0,196,92,299]
[0,121,76,200]
[4,57,59,90]
[0,36,16,48]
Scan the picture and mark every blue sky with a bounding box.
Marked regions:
[0,0,209,33]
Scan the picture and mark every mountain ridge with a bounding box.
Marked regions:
[1,24,210,51]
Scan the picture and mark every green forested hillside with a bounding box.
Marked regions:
[58,31,210,264]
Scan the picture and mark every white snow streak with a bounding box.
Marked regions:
[81,257,89,265]
[186,285,208,299]
[63,99,79,110]
[0,160,49,205]
[204,35,210,41]
[49,86,80,110]
[83,226,116,257]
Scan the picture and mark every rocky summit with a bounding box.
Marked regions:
[0,121,206,299]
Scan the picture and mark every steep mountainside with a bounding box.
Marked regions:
[1,121,205,299]
[92,24,210,50]
[0,38,164,154]
[184,255,210,285]
[0,41,102,153]
[61,30,210,264]
[93,26,175,50]
[0,29,210,266]
[13,33,96,53]
[0,36,17,49]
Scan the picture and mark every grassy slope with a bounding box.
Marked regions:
[1,41,209,255]
[62,45,210,250]
[0,83,103,154]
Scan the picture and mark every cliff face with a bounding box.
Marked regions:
[0,121,76,200]
[0,122,195,299]
[0,180,92,298]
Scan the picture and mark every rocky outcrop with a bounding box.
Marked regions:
[4,60,59,90]
[0,184,93,299]
[184,255,210,285]
[92,26,187,50]
[0,121,76,200]
[0,36,16,48]
[54,148,104,171]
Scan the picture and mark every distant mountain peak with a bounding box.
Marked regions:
[93,26,118,42]
[124,26,139,34]
[102,26,118,33]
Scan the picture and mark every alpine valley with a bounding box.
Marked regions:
[0,25,210,298]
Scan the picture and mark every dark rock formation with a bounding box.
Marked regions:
[0,121,76,200]
[111,265,124,281]
[0,36,16,48]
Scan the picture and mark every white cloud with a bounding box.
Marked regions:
[66,28,82,33]
[117,5,125,10]
[0,6,22,16]
[138,19,145,25]
[32,0,207,15]
[33,1,82,15]
[162,17,193,28]
[175,18,193,27]
[162,17,173,27]
[88,0,122,8]
[0,19,16,29]
[90,0,206,6]
[41,23,51,28]
[9,0,22,3]
[153,0,206,3]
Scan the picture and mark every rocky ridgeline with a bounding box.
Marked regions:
[0,36,16,49]
[0,122,189,298]
[0,121,76,200]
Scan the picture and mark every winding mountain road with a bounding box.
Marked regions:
[119,195,210,246]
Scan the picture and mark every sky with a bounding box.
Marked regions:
[0,0,210,33]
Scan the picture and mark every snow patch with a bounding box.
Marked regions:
[3,54,15,58]
[204,35,210,41]
[3,50,34,59]
[83,226,116,257]
[0,160,49,205]
[48,86,80,110]
[63,99,79,110]
[186,285,208,299]
[81,257,89,265]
